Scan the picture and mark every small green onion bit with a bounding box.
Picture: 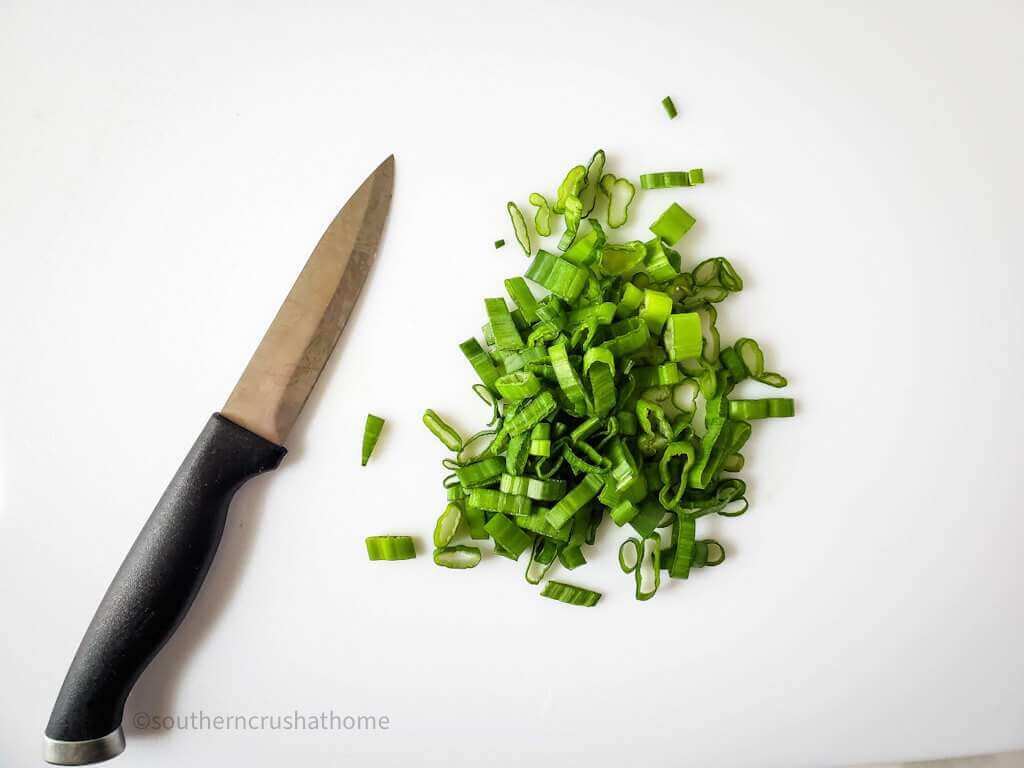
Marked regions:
[361,413,385,466]
[423,409,464,452]
[365,536,416,561]
[541,580,602,607]
[661,96,678,119]
[494,239,506,249]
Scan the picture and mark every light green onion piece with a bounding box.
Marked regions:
[507,201,531,255]
[433,502,462,548]
[365,536,416,561]
[469,487,532,516]
[650,202,696,245]
[639,169,705,189]
[579,149,606,217]
[540,580,602,607]
[423,409,463,452]
[433,545,481,569]
[639,289,673,333]
[729,398,795,420]
[528,193,553,237]
[599,173,637,229]
[361,413,385,466]
[664,312,703,361]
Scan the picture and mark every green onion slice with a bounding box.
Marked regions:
[650,202,696,245]
[365,536,416,561]
[423,409,464,452]
[507,201,531,255]
[540,580,602,607]
[361,413,385,466]
[433,545,481,569]
[528,193,553,237]
[599,173,636,229]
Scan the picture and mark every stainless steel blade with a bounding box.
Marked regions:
[222,155,394,444]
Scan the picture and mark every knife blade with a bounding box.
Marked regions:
[43,155,395,766]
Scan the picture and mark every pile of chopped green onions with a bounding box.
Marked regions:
[413,150,795,605]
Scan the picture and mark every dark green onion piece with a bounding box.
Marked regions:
[365,536,416,561]
[495,371,541,401]
[485,297,523,350]
[433,545,481,569]
[494,239,506,249]
[460,338,501,391]
[547,474,604,529]
[525,537,560,584]
[504,277,539,323]
[484,514,533,559]
[361,413,385,466]
[661,96,678,119]
[540,580,602,607]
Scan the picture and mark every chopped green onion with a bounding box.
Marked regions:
[661,96,678,119]
[664,312,703,361]
[459,338,501,391]
[469,487,533,516]
[650,202,696,245]
[423,409,463,452]
[639,289,673,333]
[540,580,602,607]
[418,147,796,605]
[495,371,541,401]
[507,202,531,255]
[599,173,636,229]
[433,502,463,548]
[579,149,606,217]
[526,537,560,584]
[455,457,505,488]
[729,398,795,420]
[547,474,604,529]
[639,169,705,189]
[525,250,589,302]
[494,239,506,249]
[500,473,566,501]
[433,545,481,569]
[365,536,416,561]
[504,277,539,323]
[484,513,533,559]
[361,413,385,466]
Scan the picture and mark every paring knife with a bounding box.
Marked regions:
[43,155,395,766]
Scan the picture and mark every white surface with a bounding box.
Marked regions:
[1,1,1022,766]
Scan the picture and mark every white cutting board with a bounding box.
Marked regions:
[1,1,1022,766]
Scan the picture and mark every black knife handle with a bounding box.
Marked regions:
[44,413,286,765]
